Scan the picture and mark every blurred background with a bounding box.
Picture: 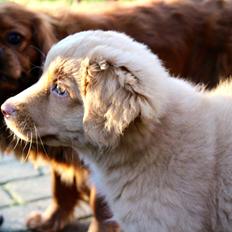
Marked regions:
[0,0,138,7]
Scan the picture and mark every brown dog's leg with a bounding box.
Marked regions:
[26,169,80,232]
[88,187,120,232]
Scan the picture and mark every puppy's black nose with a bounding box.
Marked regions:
[1,102,16,118]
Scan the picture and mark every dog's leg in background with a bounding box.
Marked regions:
[89,187,120,232]
[26,169,80,231]
[26,169,119,232]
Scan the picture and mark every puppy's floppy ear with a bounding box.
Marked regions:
[103,65,141,135]
[32,14,57,56]
[79,53,151,145]
[79,42,168,147]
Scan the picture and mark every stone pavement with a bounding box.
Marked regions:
[0,155,91,232]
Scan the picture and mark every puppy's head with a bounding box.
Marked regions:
[1,30,169,149]
[0,2,56,104]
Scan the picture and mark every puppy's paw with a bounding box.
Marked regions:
[26,208,73,232]
[88,218,120,232]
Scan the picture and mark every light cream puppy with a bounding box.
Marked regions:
[2,30,232,232]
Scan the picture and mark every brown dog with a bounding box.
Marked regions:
[1,0,232,231]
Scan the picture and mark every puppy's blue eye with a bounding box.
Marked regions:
[7,32,23,46]
[52,84,68,97]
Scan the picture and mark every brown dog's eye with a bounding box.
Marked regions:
[52,84,68,97]
[6,32,23,46]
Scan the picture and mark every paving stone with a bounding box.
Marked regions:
[4,175,51,203]
[0,160,40,184]
[0,199,91,232]
[0,150,92,232]
[0,199,50,231]
[0,154,15,164]
[0,189,12,208]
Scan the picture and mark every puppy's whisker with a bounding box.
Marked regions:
[28,132,33,159]
[7,132,16,145]
[20,139,24,146]
[33,124,39,153]
[24,132,32,162]
[12,136,20,151]
[23,134,30,162]
[6,131,20,152]
[22,141,29,156]
[20,121,27,134]
[6,129,14,139]
[37,133,49,159]
[20,121,29,154]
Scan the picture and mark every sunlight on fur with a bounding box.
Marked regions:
[3,30,232,232]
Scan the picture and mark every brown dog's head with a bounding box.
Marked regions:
[1,30,168,151]
[0,2,56,104]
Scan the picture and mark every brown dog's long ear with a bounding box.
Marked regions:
[32,13,57,56]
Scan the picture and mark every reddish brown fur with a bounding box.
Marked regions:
[50,0,232,88]
[0,0,232,231]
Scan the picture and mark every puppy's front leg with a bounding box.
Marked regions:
[26,169,79,232]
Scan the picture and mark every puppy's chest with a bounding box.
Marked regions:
[91,161,159,222]
[91,154,212,232]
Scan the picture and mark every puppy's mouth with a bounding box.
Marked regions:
[4,117,36,143]
[6,121,60,146]
[22,129,60,145]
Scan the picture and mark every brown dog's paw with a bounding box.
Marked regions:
[88,218,120,232]
[26,209,73,232]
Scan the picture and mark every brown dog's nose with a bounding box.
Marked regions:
[1,102,16,118]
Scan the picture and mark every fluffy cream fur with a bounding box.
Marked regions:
[3,30,232,232]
